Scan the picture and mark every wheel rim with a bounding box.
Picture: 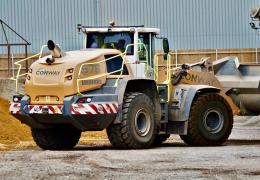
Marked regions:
[134,109,151,137]
[203,108,224,134]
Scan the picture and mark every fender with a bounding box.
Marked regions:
[113,78,160,124]
[169,84,220,122]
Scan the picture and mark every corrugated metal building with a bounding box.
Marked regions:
[1,0,260,53]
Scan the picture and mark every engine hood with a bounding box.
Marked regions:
[25,48,120,104]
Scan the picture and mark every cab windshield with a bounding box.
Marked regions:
[86,32,134,55]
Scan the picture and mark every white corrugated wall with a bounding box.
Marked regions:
[1,0,260,53]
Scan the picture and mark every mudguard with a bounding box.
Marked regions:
[169,84,220,122]
[113,78,159,123]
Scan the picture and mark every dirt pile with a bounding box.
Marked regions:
[0,98,32,147]
[80,131,108,145]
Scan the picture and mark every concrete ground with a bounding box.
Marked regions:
[0,116,260,180]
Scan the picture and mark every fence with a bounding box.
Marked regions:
[0,48,259,78]
[0,19,30,77]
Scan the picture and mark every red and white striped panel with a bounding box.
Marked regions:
[9,102,21,114]
[27,105,63,114]
[71,102,118,115]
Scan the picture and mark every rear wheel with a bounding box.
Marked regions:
[107,92,156,149]
[180,93,233,146]
[32,125,81,150]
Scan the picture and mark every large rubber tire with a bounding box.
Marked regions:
[107,92,156,149]
[180,93,233,146]
[153,134,170,146]
[32,125,81,150]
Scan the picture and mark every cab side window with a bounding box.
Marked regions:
[104,55,129,75]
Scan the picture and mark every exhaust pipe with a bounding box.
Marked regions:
[47,40,63,58]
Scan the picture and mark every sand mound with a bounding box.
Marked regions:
[0,98,32,146]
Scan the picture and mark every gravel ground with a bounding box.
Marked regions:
[0,116,260,180]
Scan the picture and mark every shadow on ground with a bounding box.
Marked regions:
[69,139,260,151]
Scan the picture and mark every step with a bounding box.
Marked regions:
[157,84,168,90]
[160,98,167,103]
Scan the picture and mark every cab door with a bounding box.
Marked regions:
[138,33,153,66]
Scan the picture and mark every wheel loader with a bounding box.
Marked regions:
[9,22,238,149]
[211,6,260,117]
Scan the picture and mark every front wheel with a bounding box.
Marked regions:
[107,92,156,149]
[180,93,233,146]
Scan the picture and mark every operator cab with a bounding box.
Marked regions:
[78,23,160,78]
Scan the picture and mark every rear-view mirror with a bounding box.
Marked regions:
[163,38,169,54]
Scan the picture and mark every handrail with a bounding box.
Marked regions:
[166,54,171,83]
[153,53,163,82]
[76,53,126,95]
[126,42,149,76]
[76,42,149,95]
[10,42,148,96]
[154,53,172,102]
[10,45,48,94]
[154,54,159,81]
[153,53,172,83]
